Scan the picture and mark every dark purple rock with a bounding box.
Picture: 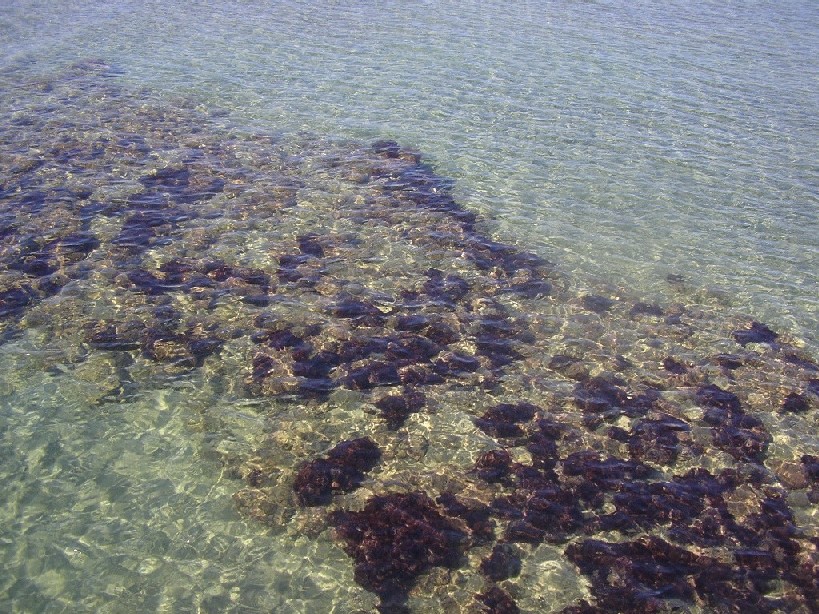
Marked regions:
[629,302,664,318]
[385,334,441,362]
[422,269,470,304]
[293,437,380,506]
[476,317,521,339]
[505,519,545,544]
[292,350,340,379]
[327,297,382,319]
[187,337,223,359]
[507,278,552,299]
[251,354,275,381]
[474,449,513,483]
[0,286,33,318]
[562,452,654,492]
[802,455,819,482]
[126,269,170,294]
[325,437,381,470]
[435,492,495,543]
[476,586,520,614]
[266,328,306,350]
[277,253,311,282]
[394,314,429,332]
[475,337,522,366]
[474,402,538,438]
[232,267,270,287]
[372,139,401,158]
[297,233,325,257]
[662,357,688,375]
[733,321,778,346]
[17,253,58,277]
[87,321,145,351]
[628,415,690,466]
[696,384,742,414]
[582,295,615,313]
[374,389,426,430]
[549,354,588,380]
[712,413,771,463]
[479,544,522,581]
[602,477,711,532]
[566,537,706,611]
[714,354,745,370]
[138,165,189,190]
[574,376,630,414]
[337,336,390,362]
[331,491,465,611]
[424,321,459,345]
[522,488,585,540]
[526,431,560,465]
[398,364,446,386]
[342,361,401,390]
[781,392,810,413]
[781,352,819,372]
[607,426,631,443]
[241,294,273,306]
[434,352,481,375]
[512,464,558,491]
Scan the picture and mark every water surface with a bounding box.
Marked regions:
[1,2,817,613]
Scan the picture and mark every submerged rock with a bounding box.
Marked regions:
[374,389,426,430]
[582,294,615,313]
[627,415,690,466]
[781,392,810,413]
[479,543,522,581]
[733,321,779,346]
[475,586,520,613]
[474,402,539,438]
[293,437,381,506]
[331,492,466,611]
[474,449,513,484]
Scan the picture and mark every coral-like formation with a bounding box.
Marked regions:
[474,402,539,438]
[480,544,522,582]
[293,437,381,506]
[476,585,520,613]
[331,492,466,612]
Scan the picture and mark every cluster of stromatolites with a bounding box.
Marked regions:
[2,63,817,613]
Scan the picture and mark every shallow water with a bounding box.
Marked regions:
[2,0,817,352]
[0,2,817,613]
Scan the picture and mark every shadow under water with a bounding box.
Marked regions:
[1,62,817,613]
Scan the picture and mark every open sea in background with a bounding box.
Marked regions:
[1,1,817,612]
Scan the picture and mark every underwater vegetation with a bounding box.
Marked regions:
[293,437,381,506]
[1,61,817,612]
[331,491,467,612]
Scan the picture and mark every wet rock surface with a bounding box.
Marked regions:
[1,63,817,613]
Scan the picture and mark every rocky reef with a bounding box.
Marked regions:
[1,62,817,612]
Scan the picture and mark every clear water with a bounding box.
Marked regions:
[2,1,817,350]
[0,1,817,612]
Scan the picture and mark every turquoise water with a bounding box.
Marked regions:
[1,2,817,613]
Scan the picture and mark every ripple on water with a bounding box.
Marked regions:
[0,62,817,613]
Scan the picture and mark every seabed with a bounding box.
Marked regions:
[1,62,817,613]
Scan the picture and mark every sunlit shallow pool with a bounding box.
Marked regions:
[1,2,817,613]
